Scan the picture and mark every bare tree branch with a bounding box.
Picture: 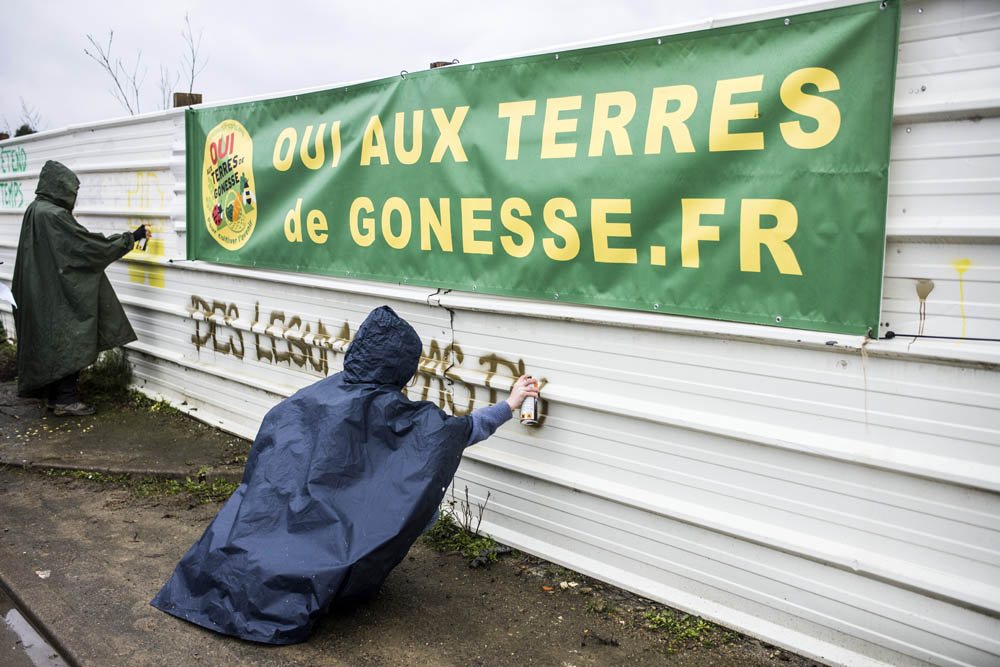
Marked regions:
[19,98,43,132]
[158,65,181,110]
[84,30,146,115]
[181,13,208,95]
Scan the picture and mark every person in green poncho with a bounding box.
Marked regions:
[12,160,151,416]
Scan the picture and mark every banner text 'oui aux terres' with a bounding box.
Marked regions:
[188,2,900,334]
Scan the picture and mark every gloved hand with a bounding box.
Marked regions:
[132,225,148,242]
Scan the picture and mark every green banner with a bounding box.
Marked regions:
[186,1,900,335]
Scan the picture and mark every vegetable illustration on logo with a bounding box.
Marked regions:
[202,119,257,250]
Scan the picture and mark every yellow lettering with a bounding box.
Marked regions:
[645,85,697,154]
[329,121,341,167]
[740,199,802,274]
[273,127,296,171]
[461,198,493,255]
[500,197,534,258]
[589,91,636,157]
[541,96,582,159]
[650,245,666,266]
[349,197,376,247]
[542,198,579,261]
[591,198,636,263]
[300,124,326,170]
[430,107,469,163]
[780,67,841,150]
[382,197,412,249]
[306,208,328,244]
[284,198,303,243]
[681,198,724,267]
[394,110,424,165]
[419,198,453,252]
[498,100,537,160]
[361,115,390,165]
[709,75,765,152]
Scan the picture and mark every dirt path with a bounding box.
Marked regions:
[0,467,818,666]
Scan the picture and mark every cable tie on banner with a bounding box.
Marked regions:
[400,70,408,80]
[880,1,888,9]
[883,331,999,342]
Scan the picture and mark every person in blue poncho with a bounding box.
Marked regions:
[151,305,538,644]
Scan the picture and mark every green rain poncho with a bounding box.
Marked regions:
[12,160,137,396]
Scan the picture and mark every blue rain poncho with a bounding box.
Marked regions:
[151,306,475,643]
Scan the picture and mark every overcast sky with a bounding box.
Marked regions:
[2,1,797,135]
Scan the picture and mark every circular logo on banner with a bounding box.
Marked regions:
[202,119,257,250]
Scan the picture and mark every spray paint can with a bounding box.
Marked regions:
[520,396,539,425]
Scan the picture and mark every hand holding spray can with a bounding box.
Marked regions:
[505,374,540,426]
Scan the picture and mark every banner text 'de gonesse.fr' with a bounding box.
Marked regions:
[186,1,900,335]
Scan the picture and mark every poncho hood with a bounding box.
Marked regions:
[343,306,422,387]
[35,160,80,211]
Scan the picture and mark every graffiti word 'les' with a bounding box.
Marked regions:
[188,297,345,376]
[0,147,27,174]
[0,182,23,208]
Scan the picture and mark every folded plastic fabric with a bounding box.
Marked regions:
[151,306,472,644]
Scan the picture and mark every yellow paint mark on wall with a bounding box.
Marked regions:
[126,172,167,288]
[951,258,970,340]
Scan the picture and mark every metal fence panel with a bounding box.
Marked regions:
[1,2,997,664]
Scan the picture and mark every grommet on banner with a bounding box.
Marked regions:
[776,316,783,323]
[400,70,408,80]
[554,293,559,300]
[784,18,790,25]
[657,38,662,45]
[472,284,477,291]
[880,1,888,8]
[471,65,475,70]
[653,303,659,310]
[555,54,560,60]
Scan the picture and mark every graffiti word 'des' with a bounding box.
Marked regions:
[187,296,541,415]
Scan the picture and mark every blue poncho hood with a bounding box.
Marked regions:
[151,306,472,644]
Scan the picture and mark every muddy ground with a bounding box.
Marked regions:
[0,386,820,666]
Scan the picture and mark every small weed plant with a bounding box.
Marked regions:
[423,484,507,565]
[79,347,132,402]
[642,608,725,651]
[0,334,16,382]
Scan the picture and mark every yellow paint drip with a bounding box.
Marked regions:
[951,258,971,340]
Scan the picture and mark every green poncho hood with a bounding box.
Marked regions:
[34,160,80,211]
[12,160,137,395]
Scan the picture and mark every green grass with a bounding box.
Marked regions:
[37,466,239,503]
[642,608,722,650]
[123,389,180,414]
